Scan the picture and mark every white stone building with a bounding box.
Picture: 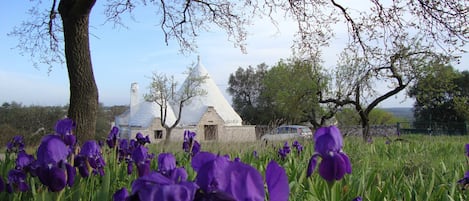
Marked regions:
[115,58,256,143]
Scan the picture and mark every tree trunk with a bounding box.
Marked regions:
[59,0,98,143]
[361,120,370,142]
[165,127,173,145]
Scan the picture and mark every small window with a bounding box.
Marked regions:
[204,125,218,140]
[154,130,163,139]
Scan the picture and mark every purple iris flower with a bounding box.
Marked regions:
[136,133,151,145]
[128,153,197,201]
[54,118,77,147]
[36,135,75,191]
[0,176,4,192]
[129,172,198,201]
[194,155,262,200]
[308,126,352,182]
[117,139,131,162]
[15,151,35,172]
[183,130,201,156]
[457,171,469,190]
[278,141,291,160]
[192,152,289,201]
[283,141,291,154]
[292,140,303,154]
[131,146,151,177]
[113,187,129,201]
[253,150,258,158]
[6,135,25,153]
[352,196,363,201]
[6,169,29,193]
[107,126,119,148]
[74,140,106,177]
[278,148,288,160]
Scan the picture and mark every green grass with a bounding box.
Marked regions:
[1,134,469,200]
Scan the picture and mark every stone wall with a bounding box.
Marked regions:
[339,124,398,137]
[123,123,256,143]
[168,126,256,142]
[221,126,257,142]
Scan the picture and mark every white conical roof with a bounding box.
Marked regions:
[129,101,177,127]
[116,82,178,128]
[173,57,243,126]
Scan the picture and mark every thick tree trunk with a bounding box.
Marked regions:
[165,127,173,145]
[361,120,370,142]
[59,0,97,143]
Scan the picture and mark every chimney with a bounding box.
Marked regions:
[130,82,139,111]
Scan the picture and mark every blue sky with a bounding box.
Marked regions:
[1,1,467,108]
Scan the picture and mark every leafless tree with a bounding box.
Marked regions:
[144,67,207,144]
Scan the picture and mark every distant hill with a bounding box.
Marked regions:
[382,107,414,121]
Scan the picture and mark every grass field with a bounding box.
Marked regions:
[1,132,468,200]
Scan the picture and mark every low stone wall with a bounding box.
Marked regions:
[168,126,256,142]
[221,125,257,142]
[339,125,398,137]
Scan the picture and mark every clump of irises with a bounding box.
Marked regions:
[307,126,352,182]
[0,118,106,193]
[277,140,303,160]
[114,151,289,201]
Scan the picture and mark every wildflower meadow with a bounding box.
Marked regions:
[0,118,468,200]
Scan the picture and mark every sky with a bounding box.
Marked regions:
[0,1,468,108]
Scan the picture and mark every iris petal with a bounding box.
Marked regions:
[170,167,189,183]
[80,141,101,158]
[313,127,328,141]
[131,146,148,163]
[66,163,76,187]
[54,118,75,135]
[225,162,264,201]
[158,153,177,174]
[266,160,289,201]
[307,155,318,177]
[136,162,150,177]
[47,166,67,192]
[313,126,343,155]
[0,177,4,192]
[195,156,230,193]
[338,152,352,174]
[154,184,194,201]
[318,153,346,182]
[191,152,217,172]
[113,187,129,201]
[37,135,68,166]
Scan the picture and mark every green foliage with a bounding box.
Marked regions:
[0,102,126,146]
[261,59,326,125]
[0,102,66,146]
[337,107,406,126]
[228,59,328,125]
[228,63,272,125]
[409,65,469,128]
